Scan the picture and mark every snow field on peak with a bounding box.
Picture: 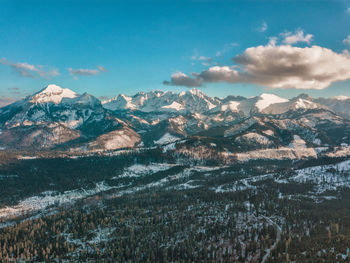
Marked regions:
[294,98,317,109]
[255,94,289,111]
[31,84,77,104]
[220,101,240,112]
[161,101,185,111]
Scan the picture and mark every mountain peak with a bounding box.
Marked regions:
[41,84,64,93]
[295,93,312,100]
[188,88,204,96]
[31,84,78,104]
[62,92,101,107]
[255,93,289,111]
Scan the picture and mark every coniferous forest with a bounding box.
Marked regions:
[1,151,350,262]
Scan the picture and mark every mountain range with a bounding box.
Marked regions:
[1,84,350,161]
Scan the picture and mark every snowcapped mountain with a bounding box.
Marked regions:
[30,84,78,104]
[315,96,350,119]
[102,88,220,113]
[208,93,288,117]
[262,95,322,115]
[1,84,350,156]
[0,85,137,150]
[253,93,289,112]
[0,85,105,129]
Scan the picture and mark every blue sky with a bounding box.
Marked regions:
[1,0,350,104]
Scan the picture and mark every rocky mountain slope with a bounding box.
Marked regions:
[1,84,350,161]
[0,85,139,151]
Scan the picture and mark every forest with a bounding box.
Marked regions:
[1,150,350,262]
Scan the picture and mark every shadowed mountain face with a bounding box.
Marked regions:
[0,84,350,154]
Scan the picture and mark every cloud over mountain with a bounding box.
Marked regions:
[163,72,202,87]
[165,44,350,90]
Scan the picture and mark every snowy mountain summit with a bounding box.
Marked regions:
[1,84,350,154]
[30,84,77,104]
[102,88,220,113]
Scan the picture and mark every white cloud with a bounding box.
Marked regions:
[346,7,350,13]
[267,37,278,46]
[165,44,350,90]
[163,72,202,87]
[68,66,107,79]
[234,44,350,89]
[0,58,59,78]
[199,66,240,83]
[258,21,268,32]
[282,30,313,45]
[343,35,350,46]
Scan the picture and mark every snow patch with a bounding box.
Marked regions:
[18,156,38,160]
[235,147,317,161]
[161,101,185,111]
[115,163,176,178]
[295,98,317,109]
[236,132,272,145]
[256,93,289,111]
[262,129,274,136]
[0,182,114,220]
[220,101,240,112]
[288,135,307,149]
[154,133,180,145]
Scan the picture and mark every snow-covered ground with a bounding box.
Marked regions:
[235,132,272,146]
[64,226,117,247]
[0,162,224,222]
[216,159,350,199]
[154,133,180,145]
[288,135,307,149]
[279,159,350,194]
[0,181,115,220]
[113,163,177,178]
[18,156,38,160]
[234,147,317,161]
